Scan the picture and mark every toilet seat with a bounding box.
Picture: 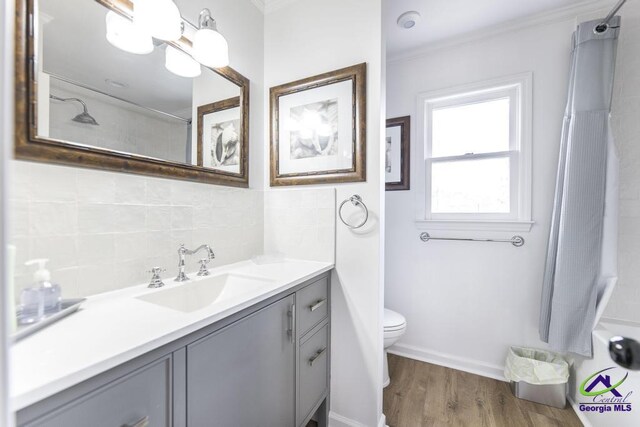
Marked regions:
[384,309,406,332]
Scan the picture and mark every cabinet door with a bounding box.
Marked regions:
[186,295,295,427]
[21,356,172,427]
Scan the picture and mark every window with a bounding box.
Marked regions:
[417,74,532,231]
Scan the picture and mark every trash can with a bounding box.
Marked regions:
[504,346,569,409]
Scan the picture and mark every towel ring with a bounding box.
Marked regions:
[339,195,369,229]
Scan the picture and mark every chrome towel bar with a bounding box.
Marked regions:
[419,232,525,247]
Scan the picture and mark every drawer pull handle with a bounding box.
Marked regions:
[309,347,327,366]
[309,299,327,312]
[287,304,296,343]
[123,416,149,427]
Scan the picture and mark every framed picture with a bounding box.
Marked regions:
[385,116,410,191]
[197,96,243,175]
[270,63,367,186]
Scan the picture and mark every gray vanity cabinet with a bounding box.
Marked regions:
[19,355,172,427]
[186,295,296,427]
[298,324,329,426]
[16,272,331,427]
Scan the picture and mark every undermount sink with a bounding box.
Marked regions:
[136,274,272,313]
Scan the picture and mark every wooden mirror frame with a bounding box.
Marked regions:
[14,0,250,187]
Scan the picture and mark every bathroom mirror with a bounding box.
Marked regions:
[15,0,250,187]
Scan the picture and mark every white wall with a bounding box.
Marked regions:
[386,3,640,378]
[264,1,385,425]
[7,0,266,299]
[605,0,640,323]
[385,18,577,378]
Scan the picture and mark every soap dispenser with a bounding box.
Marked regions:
[19,259,62,325]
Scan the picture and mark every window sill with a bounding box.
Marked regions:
[415,219,534,232]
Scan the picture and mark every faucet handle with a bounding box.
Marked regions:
[148,267,165,275]
[147,267,166,288]
[197,258,211,276]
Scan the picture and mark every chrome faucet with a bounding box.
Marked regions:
[147,267,166,288]
[175,244,215,282]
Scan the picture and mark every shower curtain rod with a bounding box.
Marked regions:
[595,0,628,33]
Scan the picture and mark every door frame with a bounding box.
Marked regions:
[1,0,15,424]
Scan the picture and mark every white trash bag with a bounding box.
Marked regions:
[504,346,569,385]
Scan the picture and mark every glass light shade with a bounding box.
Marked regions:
[134,0,182,41]
[165,46,201,78]
[105,11,153,55]
[192,28,229,68]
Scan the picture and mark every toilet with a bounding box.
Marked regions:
[383,308,407,388]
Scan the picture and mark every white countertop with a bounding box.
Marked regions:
[10,258,334,411]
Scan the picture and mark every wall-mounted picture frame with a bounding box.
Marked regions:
[197,96,243,176]
[385,116,410,191]
[270,63,367,186]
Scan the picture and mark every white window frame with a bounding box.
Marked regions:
[415,73,533,232]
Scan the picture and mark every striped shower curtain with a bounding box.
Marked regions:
[539,17,621,357]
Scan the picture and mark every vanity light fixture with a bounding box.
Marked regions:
[192,8,229,68]
[105,11,153,55]
[165,45,202,78]
[134,0,182,41]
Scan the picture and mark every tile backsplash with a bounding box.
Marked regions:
[8,161,264,298]
[264,189,335,264]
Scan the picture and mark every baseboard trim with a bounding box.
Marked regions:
[388,343,506,381]
[328,411,386,427]
[567,395,593,427]
[328,412,365,427]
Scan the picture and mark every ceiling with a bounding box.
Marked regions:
[384,0,611,57]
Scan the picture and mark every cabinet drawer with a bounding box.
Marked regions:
[298,324,329,426]
[297,276,329,339]
[22,357,172,427]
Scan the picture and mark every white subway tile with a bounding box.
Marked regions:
[77,234,115,265]
[27,163,77,202]
[78,203,116,234]
[29,235,77,269]
[8,199,29,239]
[31,202,78,236]
[77,264,118,296]
[115,232,149,262]
[145,176,172,204]
[113,205,147,233]
[76,170,117,203]
[115,174,147,204]
[146,205,172,231]
[171,206,194,230]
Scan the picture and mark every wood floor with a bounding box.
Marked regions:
[383,355,582,427]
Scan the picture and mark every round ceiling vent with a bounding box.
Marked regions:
[397,11,421,29]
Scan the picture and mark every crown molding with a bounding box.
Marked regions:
[387,0,617,64]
